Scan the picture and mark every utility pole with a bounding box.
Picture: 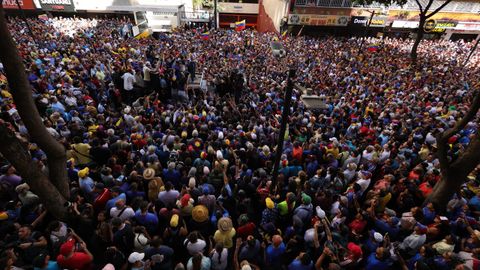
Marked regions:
[360,10,375,49]
[213,0,217,29]
[272,68,296,190]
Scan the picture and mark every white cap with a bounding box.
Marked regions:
[216,150,223,160]
[374,232,383,242]
[128,252,145,263]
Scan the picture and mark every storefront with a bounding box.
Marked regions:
[2,0,38,15]
[287,13,350,36]
[218,2,259,29]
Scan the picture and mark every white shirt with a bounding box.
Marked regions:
[110,206,135,222]
[64,96,77,107]
[184,239,206,255]
[211,248,228,270]
[356,178,371,193]
[121,72,136,91]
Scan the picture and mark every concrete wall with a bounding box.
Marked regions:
[258,0,289,33]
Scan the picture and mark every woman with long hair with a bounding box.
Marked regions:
[210,242,227,270]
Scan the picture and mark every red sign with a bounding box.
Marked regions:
[2,0,36,10]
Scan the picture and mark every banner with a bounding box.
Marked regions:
[2,0,36,10]
[288,14,349,26]
[38,0,75,12]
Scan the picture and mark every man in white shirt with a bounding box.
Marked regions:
[110,199,135,222]
[184,232,206,255]
[121,70,136,104]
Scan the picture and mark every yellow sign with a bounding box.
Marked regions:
[135,30,151,39]
[424,19,436,32]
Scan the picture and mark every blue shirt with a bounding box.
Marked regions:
[366,253,391,270]
[266,243,285,267]
[79,177,94,194]
[34,261,60,270]
[288,259,313,270]
[106,193,127,211]
[135,210,159,232]
[469,196,480,211]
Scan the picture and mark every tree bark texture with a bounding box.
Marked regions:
[0,6,70,198]
[0,122,67,219]
[410,16,425,61]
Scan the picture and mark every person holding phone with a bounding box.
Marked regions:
[56,229,93,270]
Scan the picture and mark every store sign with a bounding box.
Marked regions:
[431,21,457,33]
[288,14,350,26]
[392,20,419,29]
[2,0,36,10]
[424,19,436,32]
[455,22,480,31]
[351,16,369,27]
[370,16,387,27]
[218,2,259,14]
[351,16,387,27]
[39,0,75,12]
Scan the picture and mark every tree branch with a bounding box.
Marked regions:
[426,0,453,18]
[0,6,69,198]
[451,134,480,174]
[440,91,480,142]
[0,123,67,219]
[423,0,434,15]
[414,0,424,14]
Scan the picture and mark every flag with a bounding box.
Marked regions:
[281,30,287,40]
[235,20,246,31]
[367,43,379,52]
[200,31,210,40]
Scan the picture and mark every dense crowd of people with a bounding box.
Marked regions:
[0,14,480,270]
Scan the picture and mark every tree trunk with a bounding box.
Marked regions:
[0,123,68,219]
[425,172,466,212]
[411,15,426,61]
[0,6,70,198]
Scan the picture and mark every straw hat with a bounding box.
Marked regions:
[192,205,209,223]
[143,168,155,180]
[218,217,233,232]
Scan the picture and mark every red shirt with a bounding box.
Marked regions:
[57,252,93,270]
[237,222,256,240]
[348,219,367,234]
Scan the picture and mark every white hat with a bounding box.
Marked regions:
[304,228,315,243]
[218,131,224,140]
[128,252,145,263]
[374,232,383,242]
